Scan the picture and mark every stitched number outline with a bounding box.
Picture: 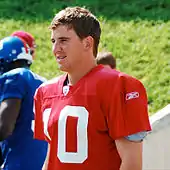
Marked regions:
[43,105,89,163]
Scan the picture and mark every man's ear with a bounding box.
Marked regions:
[83,36,93,50]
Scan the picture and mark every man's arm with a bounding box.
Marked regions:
[0,98,21,141]
[115,137,143,170]
[42,143,50,170]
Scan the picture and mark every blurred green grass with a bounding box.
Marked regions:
[0,0,170,114]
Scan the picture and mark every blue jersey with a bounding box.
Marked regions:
[0,68,47,170]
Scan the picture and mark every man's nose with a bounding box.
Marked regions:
[53,42,62,54]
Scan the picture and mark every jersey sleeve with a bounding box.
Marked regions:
[0,73,27,101]
[106,73,151,140]
[34,87,45,141]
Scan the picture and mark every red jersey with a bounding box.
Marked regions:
[34,65,151,170]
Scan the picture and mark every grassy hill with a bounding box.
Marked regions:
[0,0,170,114]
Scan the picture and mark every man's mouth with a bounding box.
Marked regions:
[56,56,67,62]
[57,56,66,59]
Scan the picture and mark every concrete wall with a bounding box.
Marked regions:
[143,104,170,170]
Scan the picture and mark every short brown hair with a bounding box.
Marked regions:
[50,6,101,57]
[96,52,116,69]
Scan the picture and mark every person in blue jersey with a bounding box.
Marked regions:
[0,36,47,170]
[0,30,36,167]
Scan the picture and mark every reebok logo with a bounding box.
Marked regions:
[126,92,139,100]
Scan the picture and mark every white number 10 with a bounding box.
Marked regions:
[43,106,89,163]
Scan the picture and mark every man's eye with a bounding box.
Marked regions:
[51,39,55,43]
[61,39,66,42]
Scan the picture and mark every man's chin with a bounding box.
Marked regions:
[58,65,69,72]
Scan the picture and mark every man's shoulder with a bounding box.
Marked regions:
[40,75,63,87]
[7,68,46,85]
[30,71,47,83]
[37,75,64,94]
[0,68,46,89]
[93,66,124,82]
[0,68,29,84]
[0,68,31,101]
[1,68,25,77]
[97,66,142,84]
[93,66,145,94]
[1,68,34,83]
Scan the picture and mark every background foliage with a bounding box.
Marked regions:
[0,0,170,114]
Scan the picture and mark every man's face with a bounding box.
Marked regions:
[51,25,85,73]
[30,47,35,59]
[30,41,36,59]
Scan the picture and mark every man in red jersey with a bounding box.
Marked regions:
[34,6,151,170]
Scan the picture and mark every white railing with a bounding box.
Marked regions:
[143,104,170,170]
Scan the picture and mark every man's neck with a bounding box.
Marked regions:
[68,61,96,86]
